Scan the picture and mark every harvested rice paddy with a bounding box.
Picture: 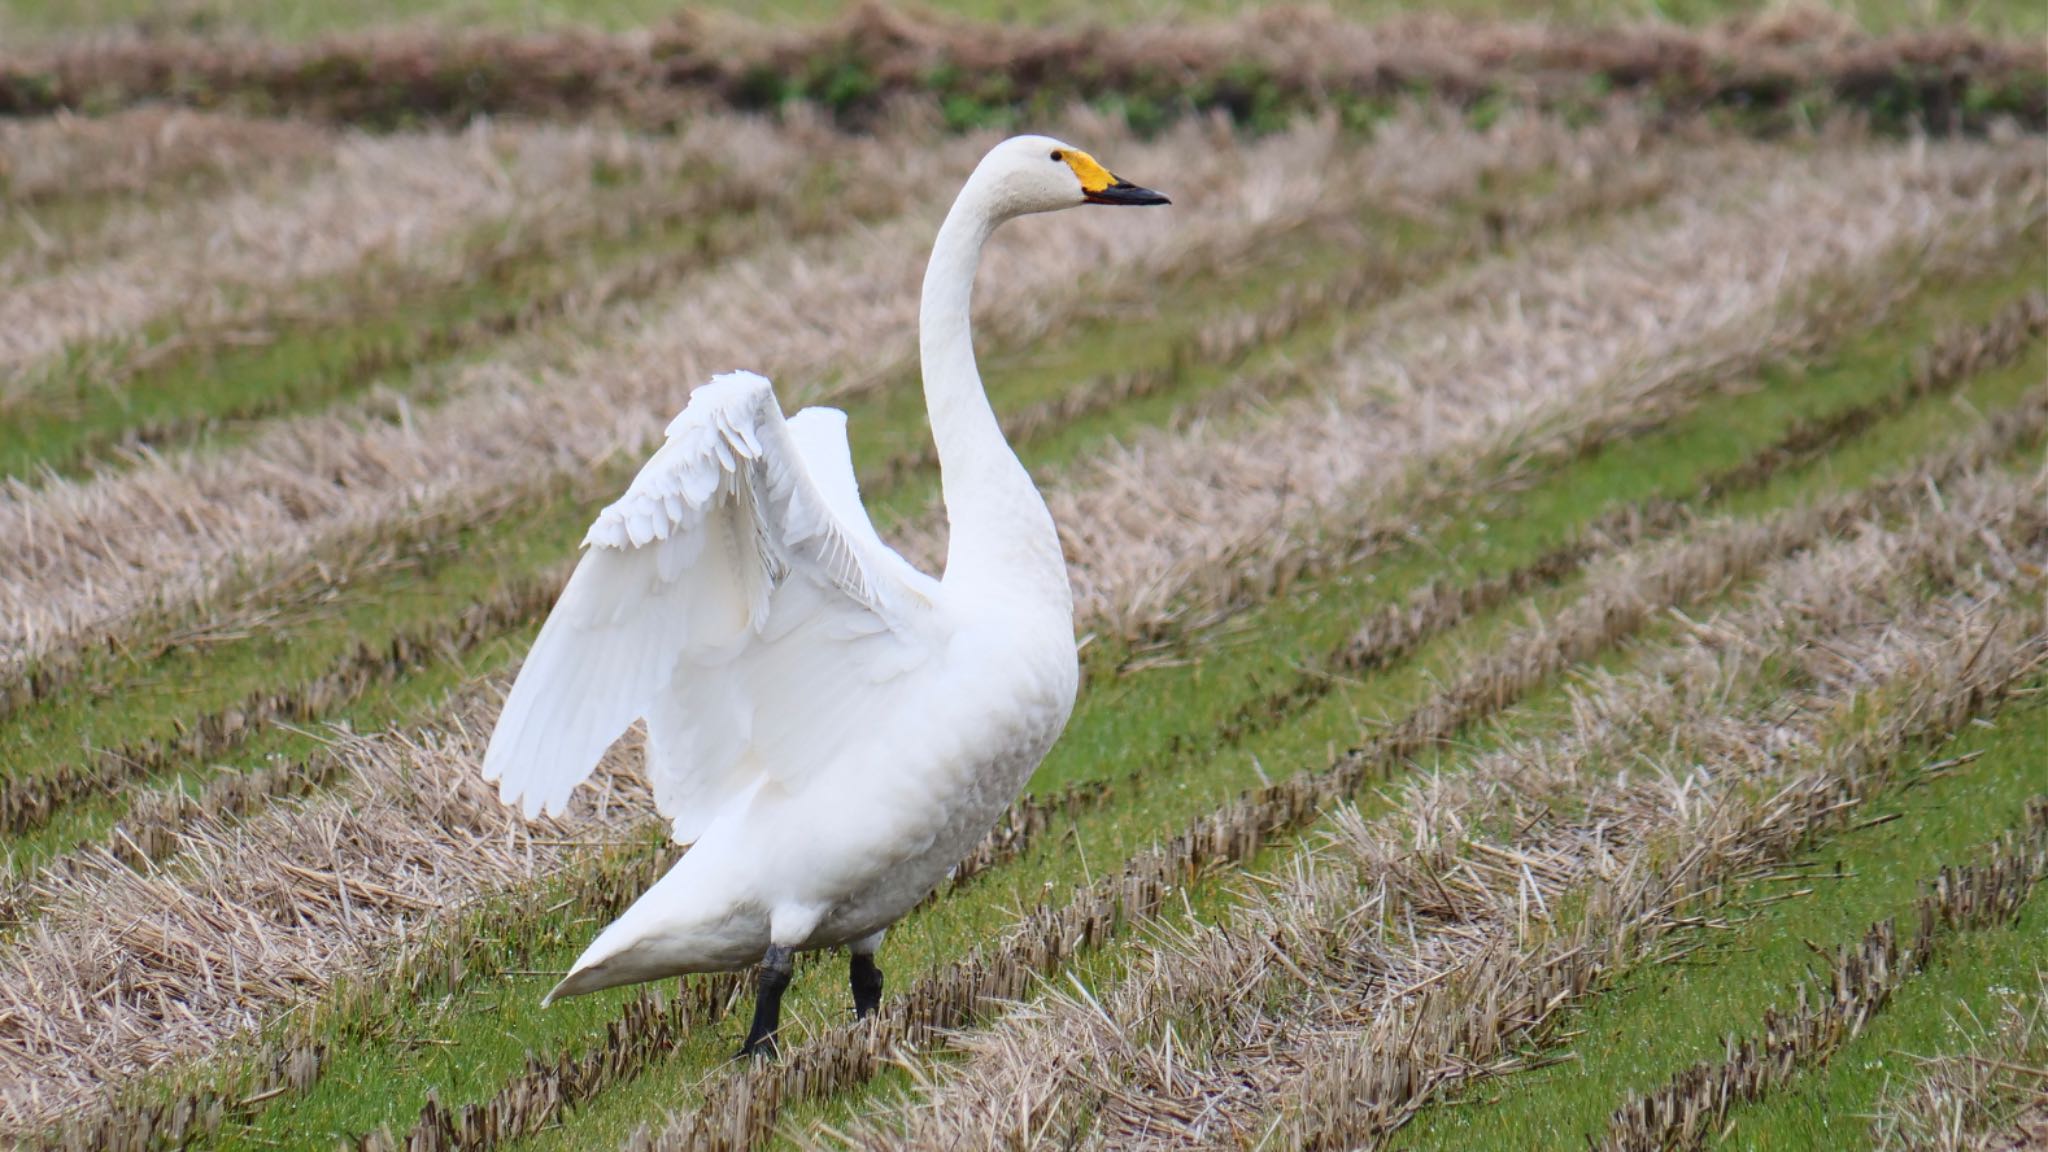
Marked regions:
[1,2,2043,1149]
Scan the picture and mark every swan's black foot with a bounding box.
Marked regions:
[851,950,883,1019]
[737,944,794,1060]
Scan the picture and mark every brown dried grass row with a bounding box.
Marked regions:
[37,132,865,473]
[0,121,735,384]
[0,703,666,1125]
[634,423,2048,1151]
[1273,605,2048,1151]
[0,109,332,287]
[1872,972,2048,1151]
[895,360,2048,906]
[957,374,2048,895]
[3,5,2040,130]
[1045,139,2037,641]
[0,110,1589,684]
[0,570,556,843]
[1344,290,2047,671]
[886,154,1682,492]
[0,108,326,207]
[0,108,1647,722]
[1599,803,2048,1152]
[32,841,728,1152]
[829,471,2047,1151]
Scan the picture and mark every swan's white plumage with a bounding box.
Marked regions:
[480,134,1161,1006]
[482,370,938,829]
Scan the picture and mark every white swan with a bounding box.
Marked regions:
[480,135,1168,1055]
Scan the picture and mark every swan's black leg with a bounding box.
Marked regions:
[850,950,884,1019]
[738,945,794,1059]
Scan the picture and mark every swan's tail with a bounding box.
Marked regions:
[542,909,673,1005]
[542,952,632,1005]
[540,845,762,1005]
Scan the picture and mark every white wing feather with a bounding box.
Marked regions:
[482,371,936,825]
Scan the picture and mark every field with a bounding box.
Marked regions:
[1,0,2045,1148]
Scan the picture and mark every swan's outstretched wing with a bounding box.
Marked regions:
[482,370,937,824]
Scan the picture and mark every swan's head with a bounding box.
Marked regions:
[968,134,1170,219]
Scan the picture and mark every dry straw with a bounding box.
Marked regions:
[0,109,331,288]
[0,120,726,384]
[967,374,2048,896]
[0,106,1678,733]
[1872,968,2048,1152]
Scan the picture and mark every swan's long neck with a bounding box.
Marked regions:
[921,186,1069,604]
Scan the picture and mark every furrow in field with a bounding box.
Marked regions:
[0,120,705,384]
[16,132,2031,1139]
[1206,490,2048,1152]
[1386,644,2048,1150]
[0,112,989,713]
[825,467,2047,1151]
[1034,138,2038,639]
[1,705,659,1128]
[1870,968,2048,1151]
[1594,811,2047,1151]
[0,108,1624,693]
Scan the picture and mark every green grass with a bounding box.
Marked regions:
[1390,684,2048,1150]
[152,240,2048,1151]
[4,0,2039,42]
[1719,884,2048,1149]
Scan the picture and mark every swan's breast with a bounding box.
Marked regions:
[787,614,1077,944]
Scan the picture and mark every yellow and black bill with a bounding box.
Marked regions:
[1084,178,1171,206]
[1059,148,1171,207]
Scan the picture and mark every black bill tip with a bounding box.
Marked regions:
[1085,178,1171,206]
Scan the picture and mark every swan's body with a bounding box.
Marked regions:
[480,136,1167,1050]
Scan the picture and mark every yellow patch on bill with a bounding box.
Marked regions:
[1061,149,1117,194]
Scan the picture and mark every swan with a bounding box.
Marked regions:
[480,135,1169,1056]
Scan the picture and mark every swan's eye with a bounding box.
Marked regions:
[1049,150,1064,163]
